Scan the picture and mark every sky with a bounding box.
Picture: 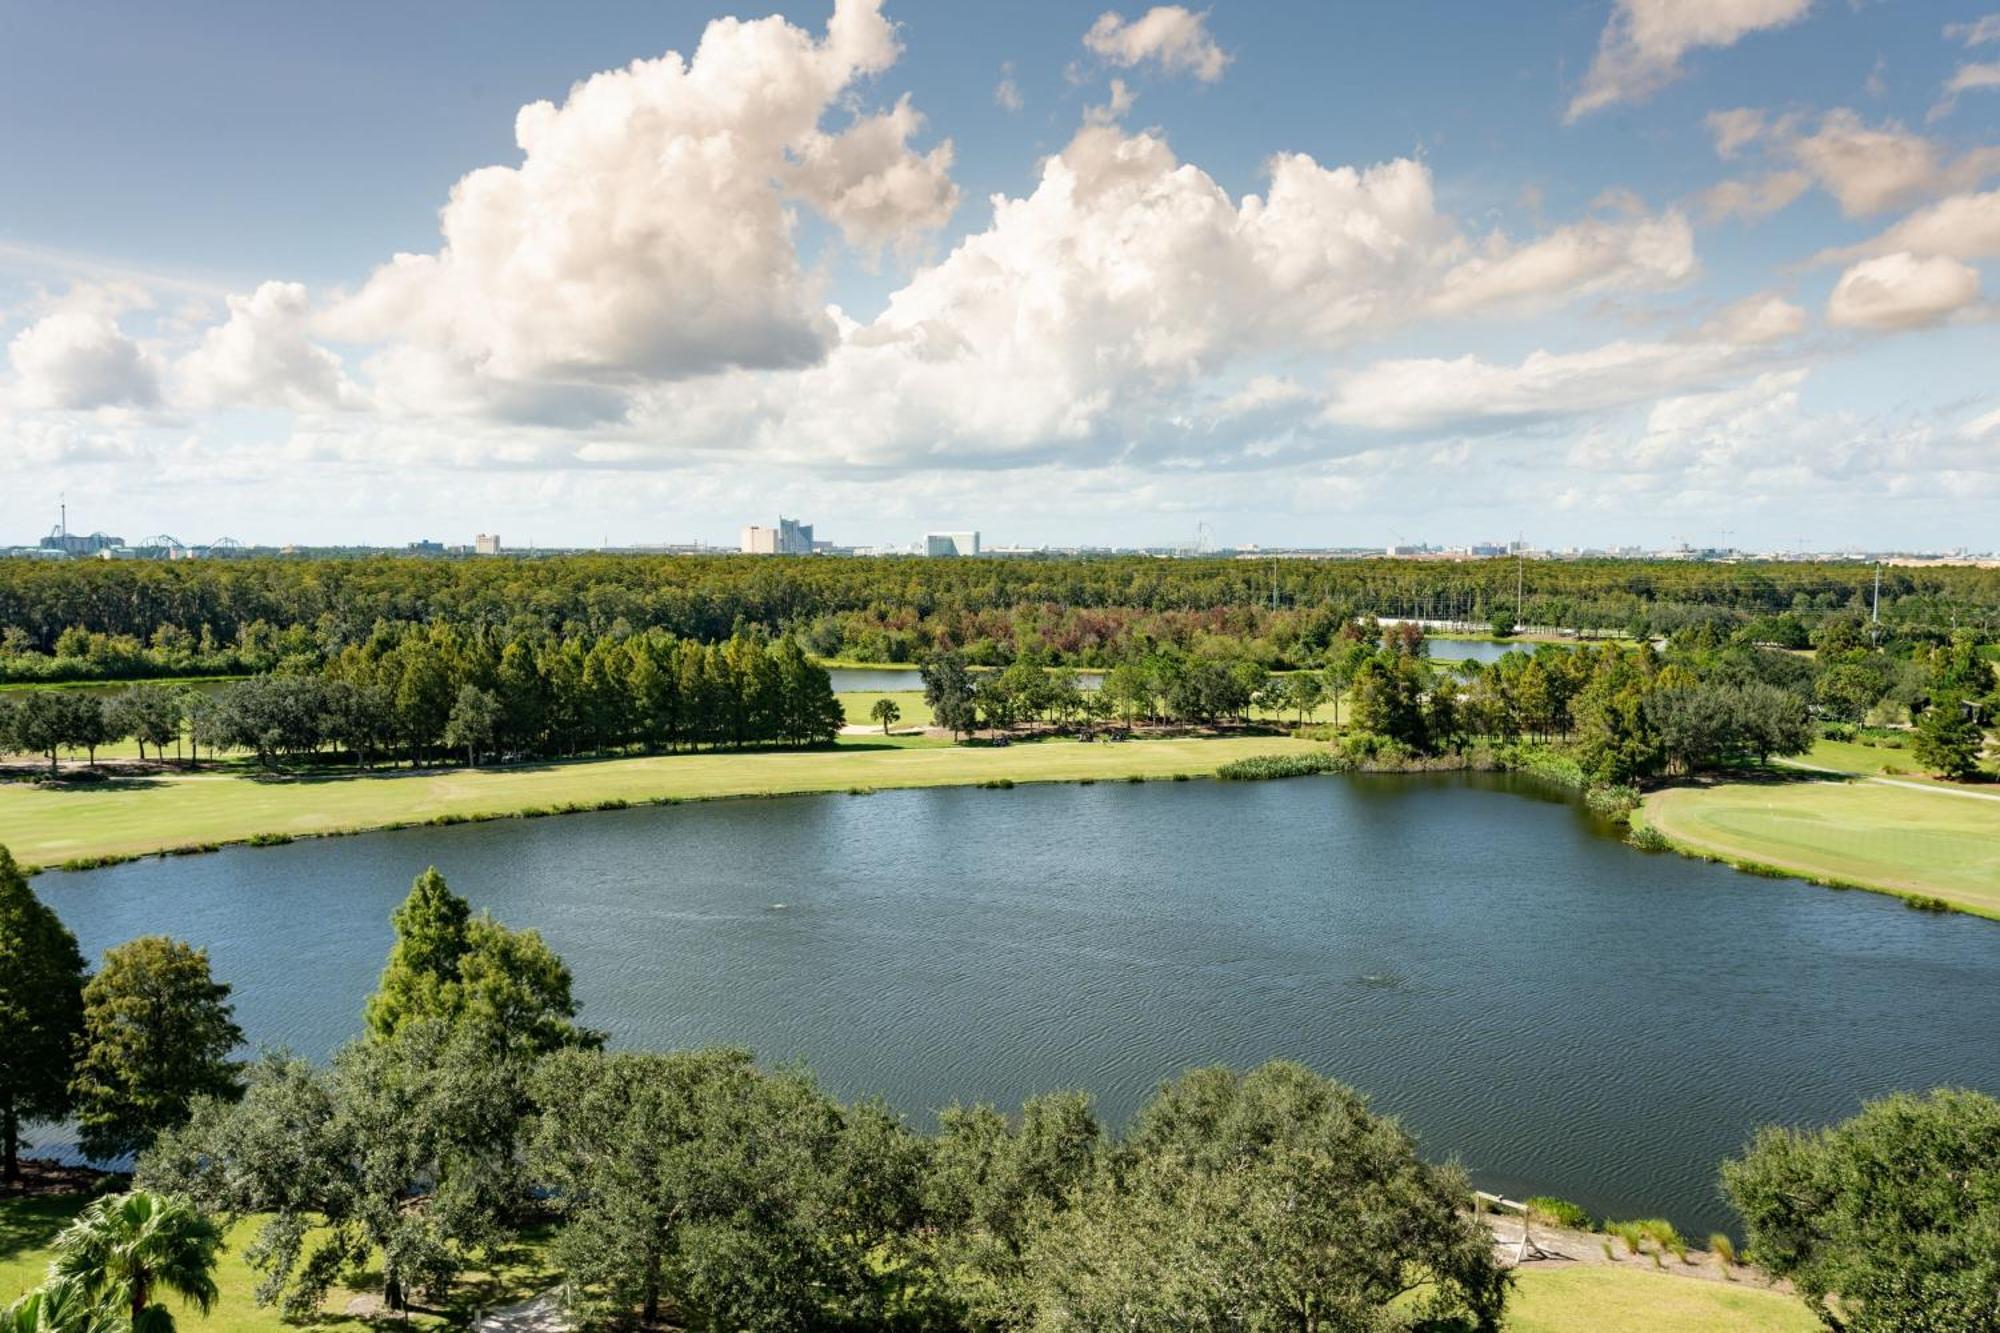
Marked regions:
[3,0,1999,553]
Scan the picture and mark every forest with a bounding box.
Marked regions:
[1,553,1996,683]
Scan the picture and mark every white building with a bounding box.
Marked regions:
[475,533,502,555]
[925,530,980,557]
[742,517,814,554]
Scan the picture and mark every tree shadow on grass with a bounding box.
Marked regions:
[0,1192,90,1262]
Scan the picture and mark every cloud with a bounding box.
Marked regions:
[320,0,952,395]
[1825,251,1981,331]
[1814,189,2000,264]
[1083,6,1229,83]
[1945,14,2000,47]
[5,286,161,411]
[1699,170,1811,221]
[1567,0,1811,121]
[1790,109,2000,216]
[1322,335,1769,435]
[1321,292,1803,436]
[1930,61,2000,121]
[175,281,359,411]
[786,95,960,250]
[994,63,1023,112]
[1706,107,1771,159]
[1702,291,1809,343]
[1964,403,2000,439]
[1083,77,1137,125]
[603,125,1697,470]
[1426,210,1695,314]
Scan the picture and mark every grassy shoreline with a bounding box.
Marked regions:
[0,734,1321,873]
[4,725,1990,926]
[1637,778,2000,921]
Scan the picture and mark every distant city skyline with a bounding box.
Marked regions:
[3,2,1997,548]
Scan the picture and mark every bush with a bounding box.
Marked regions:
[1584,784,1641,821]
[1709,1232,1736,1269]
[1215,753,1339,781]
[1627,823,1670,852]
[1525,1196,1592,1230]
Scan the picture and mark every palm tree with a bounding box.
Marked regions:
[3,1275,118,1333]
[50,1192,221,1333]
[870,697,901,734]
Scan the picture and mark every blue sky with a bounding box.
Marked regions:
[3,1,1998,551]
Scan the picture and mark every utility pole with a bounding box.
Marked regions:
[1870,561,1882,647]
[1514,533,1525,631]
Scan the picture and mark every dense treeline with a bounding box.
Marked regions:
[7,857,1992,1332]
[919,616,1995,781]
[3,553,1997,681]
[0,627,844,773]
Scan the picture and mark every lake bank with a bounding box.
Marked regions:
[0,733,1322,871]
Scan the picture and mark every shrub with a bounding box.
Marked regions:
[1607,1220,1645,1256]
[1904,895,1953,913]
[245,832,293,847]
[1584,784,1641,821]
[1709,1232,1736,1269]
[977,777,1015,789]
[1627,824,1670,852]
[1525,1196,1592,1230]
[1637,1218,1686,1263]
[1215,753,1339,781]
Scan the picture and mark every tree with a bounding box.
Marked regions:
[108,685,182,765]
[142,1031,527,1320]
[529,1047,929,1330]
[1723,1089,2000,1331]
[61,694,115,769]
[920,651,978,741]
[0,846,87,1181]
[11,691,70,779]
[48,1191,221,1333]
[1911,694,1985,780]
[365,868,596,1055]
[1016,1063,1505,1330]
[442,685,500,767]
[870,697,901,734]
[71,937,244,1163]
[1814,663,1881,726]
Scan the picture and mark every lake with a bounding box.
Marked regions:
[41,775,1999,1236]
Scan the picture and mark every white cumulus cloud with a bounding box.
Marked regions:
[1083,6,1229,83]
[6,286,161,411]
[321,0,953,393]
[1825,252,1981,331]
[175,281,359,411]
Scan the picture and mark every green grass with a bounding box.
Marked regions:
[1800,735,1997,783]
[1,1196,553,1332]
[1504,1266,1815,1332]
[1644,776,2000,918]
[0,734,1325,870]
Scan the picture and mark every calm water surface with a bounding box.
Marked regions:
[44,776,1999,1235]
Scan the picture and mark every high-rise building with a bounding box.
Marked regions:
[475,533,502,555]
[925,531,980,557]
[741,517,815,555]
